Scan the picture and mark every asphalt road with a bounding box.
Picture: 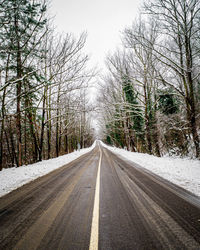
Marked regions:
[0,143,200,250]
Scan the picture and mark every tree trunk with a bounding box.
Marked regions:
[47,88,51,159]
[24,110,27,165]
[153,112,161,157]
[0,89,6,171]
[186,99,200,158]
[56,115,59,157]
[145,118,152,154]
[25,93,39,162]
[56,83,61,157]
[0,53,10,170]
[39,87,47,161]
[47,119,51,159]
[65,134,68,153]
[144,82,152,154]
[9,118,18,167]
[14,5,23,167]
[5,127,14,167]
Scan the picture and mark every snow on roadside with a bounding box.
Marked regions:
[101,142,200,197]
[0,142,96,198]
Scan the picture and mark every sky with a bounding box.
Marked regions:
[51,0,141,71]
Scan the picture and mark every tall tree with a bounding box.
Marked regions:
[144,0,200,158]
[0,0,47,167]
[123,19,162,155]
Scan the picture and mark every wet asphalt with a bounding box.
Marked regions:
[0,144,200,250]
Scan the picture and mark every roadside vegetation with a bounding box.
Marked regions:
[1,0,200,171]
[0,0,95,170]
[98,0,200,159]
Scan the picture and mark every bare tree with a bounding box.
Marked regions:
[143,0,200,158]
[0,6,95,169]
[123,18,162,156]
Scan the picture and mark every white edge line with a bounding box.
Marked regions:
[89,144,102,250]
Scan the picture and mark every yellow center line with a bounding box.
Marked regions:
[89,144,102,250]
[14,154,96,250]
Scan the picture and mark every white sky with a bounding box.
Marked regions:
[51,0,141,71]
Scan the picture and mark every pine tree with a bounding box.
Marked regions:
[122,74,144,135]
[158,88,180,115]
[122,73,144,151]
[0,0,47,167]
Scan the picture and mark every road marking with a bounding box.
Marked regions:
[89,144,102,250]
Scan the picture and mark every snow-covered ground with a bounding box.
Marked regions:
[101,142,200,197]
[0,140,200,198]
[0,143,96,197]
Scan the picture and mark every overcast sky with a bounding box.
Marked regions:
[51,0,141,71]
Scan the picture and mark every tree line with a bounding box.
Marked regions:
[98,0,200,158]
[0,0,94,170]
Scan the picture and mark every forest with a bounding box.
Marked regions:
[98,0,200,159]
[0,0,200,171]
[0,0,95,170]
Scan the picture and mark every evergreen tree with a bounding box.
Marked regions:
[158,88,180,115]
[0,0,47,167]
[122,74,144,136]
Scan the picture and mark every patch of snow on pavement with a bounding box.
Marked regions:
[0,142,96,197]
[101,142,200,197]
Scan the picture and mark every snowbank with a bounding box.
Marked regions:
[101,142,200,197]
[0,142,96,197]
[1,140,199,199]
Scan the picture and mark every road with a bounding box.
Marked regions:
[0,143,200,249]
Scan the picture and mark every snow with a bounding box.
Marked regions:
[0,142,96,198]
[0,140,200,199]
[101,142,200,197]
